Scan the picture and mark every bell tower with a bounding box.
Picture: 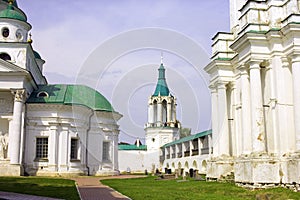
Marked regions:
[145,58,180,151]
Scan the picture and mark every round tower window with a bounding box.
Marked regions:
[16,30,23,41]
[2,28,9,38]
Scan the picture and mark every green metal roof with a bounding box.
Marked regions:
[0,2,27,22]
[153,63,170,96]
[118,144,147,151]
[27,84,114,112]
[33,50,42,59]
[162,129,212,148]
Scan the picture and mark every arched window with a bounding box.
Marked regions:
[153,99,157,123]
[162,99,167,123]
[0,53,11,61]
[37,91,49,98]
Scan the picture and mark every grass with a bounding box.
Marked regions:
[101,176,300,200]
[0,177,80,200]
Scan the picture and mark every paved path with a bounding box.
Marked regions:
[73,175,146,200]
[0,175,146,200]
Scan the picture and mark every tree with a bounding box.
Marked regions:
[180,128,191,138]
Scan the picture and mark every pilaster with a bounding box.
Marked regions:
[249,61,266,153]
[210,85,219,157]
[291,54,300,151]
[217,82,230,156]
[240,66,252,154]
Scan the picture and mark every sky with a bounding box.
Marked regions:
[18,0,230,144]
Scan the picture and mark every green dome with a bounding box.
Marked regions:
[27,84,114,112]
[0,3,27,22]
[33,50,42,59]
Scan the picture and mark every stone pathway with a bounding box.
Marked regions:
[0,175,145,200]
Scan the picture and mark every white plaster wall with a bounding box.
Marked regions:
[118,150,147,173]
[23,104,121,176]
[119,150,160,173]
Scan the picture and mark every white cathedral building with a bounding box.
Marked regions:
[0,0,122,176]
[205,0,300,187]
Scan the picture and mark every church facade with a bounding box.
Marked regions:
[0,0,121,176]
[205,0,300,187]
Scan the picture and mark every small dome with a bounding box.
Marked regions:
[0,3,27,22]
[33,50,42,59]
[27,84,115,112]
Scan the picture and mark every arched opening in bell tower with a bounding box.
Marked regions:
[162,99,167,126]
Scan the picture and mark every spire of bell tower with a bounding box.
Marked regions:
[153,54,170,97]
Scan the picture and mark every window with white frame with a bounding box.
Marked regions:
[70,138,79,160]
[102,141,110,161]
[36,137,48,159]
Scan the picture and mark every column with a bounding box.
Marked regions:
[291,55,300,151]
[9,89,25,165]
[173,98,177,122]
[167,101,172,123]
[157,100,162,126]
[249,61,266,152]
[240,67,252,154]
[217,82,230,156]
[148,103,154,124]
[210,86,219,156]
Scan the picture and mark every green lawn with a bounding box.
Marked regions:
[101,176,300,200]
[0,177,80,200]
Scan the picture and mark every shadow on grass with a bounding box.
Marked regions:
[0,177,80,200]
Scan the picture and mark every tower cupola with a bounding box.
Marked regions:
[153,63,170,96]
[0,0,31,42]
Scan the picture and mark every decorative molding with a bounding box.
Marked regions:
[11,89,26,102]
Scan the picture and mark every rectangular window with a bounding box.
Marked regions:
[36,137,48,159]
[102,141,110,161]
[70,138,78,160]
